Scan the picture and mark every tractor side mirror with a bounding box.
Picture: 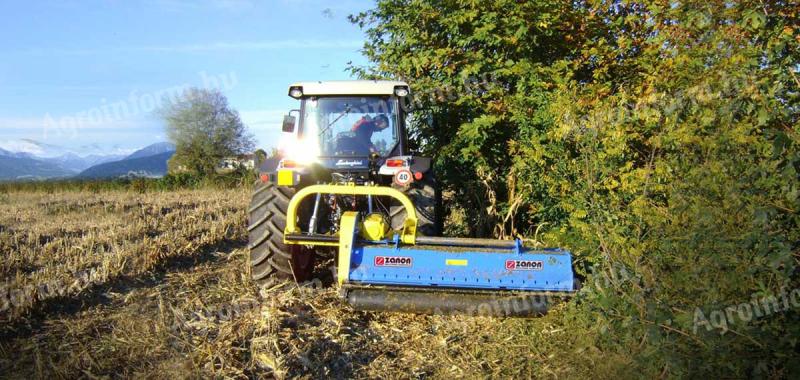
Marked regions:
[282,115,296,133]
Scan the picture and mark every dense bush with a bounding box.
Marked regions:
[353,0,799,376]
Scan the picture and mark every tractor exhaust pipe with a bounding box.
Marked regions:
[343,286,559,317]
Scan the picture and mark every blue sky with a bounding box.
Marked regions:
[0,0,372,155]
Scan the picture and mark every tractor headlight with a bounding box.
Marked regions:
[288,86,304,99]
[393,86,409,97]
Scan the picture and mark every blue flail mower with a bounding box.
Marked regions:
[283,193,579,317]
[338,234,577,317]
[350,239,574,291]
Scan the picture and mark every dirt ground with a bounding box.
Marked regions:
[0,188,596,379]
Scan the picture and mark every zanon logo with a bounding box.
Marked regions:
[374,256,413,267]
[335,159,365,167]
[505,259,543,271]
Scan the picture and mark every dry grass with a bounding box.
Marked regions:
[0,187,603,379]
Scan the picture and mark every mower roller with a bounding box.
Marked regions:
[248,81,576,316]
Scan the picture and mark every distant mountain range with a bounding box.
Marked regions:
[0,154,75,181]
[0,138,134,159]
[77,143,176,179]
[122,142,176,160]
[0,141,175,181]
[40,153,128,173]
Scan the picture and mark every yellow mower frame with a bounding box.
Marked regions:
[283,183,419,246]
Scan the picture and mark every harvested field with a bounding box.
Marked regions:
[0,188,605,379]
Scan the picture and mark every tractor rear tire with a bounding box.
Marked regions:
[390,176,442,236]
[247,181,315,287]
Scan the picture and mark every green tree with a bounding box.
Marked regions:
[543,1,800,376]
[351,0,599,237]
[161,88,254,176]
[354,0,799,376]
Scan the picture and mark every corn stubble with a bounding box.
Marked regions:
[0,188,586,379]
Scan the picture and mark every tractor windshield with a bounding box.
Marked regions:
[302,96,399,157]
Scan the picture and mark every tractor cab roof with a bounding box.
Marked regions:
[288,80,409,97]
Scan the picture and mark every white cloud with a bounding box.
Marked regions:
[0,139,48,156]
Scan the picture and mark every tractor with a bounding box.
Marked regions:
[248,81,575,316]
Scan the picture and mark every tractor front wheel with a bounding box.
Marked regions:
[247,181,315,287]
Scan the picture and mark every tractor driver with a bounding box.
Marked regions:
[351,114,390,153]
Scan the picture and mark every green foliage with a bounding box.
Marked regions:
[354,0,799,376]
[351,0,601,237]
[161,88,255,176]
